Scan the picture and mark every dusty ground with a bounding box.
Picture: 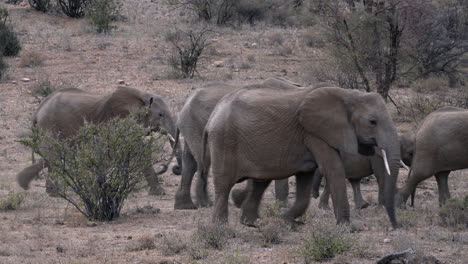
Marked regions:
[0,1,467,263]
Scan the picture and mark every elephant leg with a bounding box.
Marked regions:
[305,137,350,225]
[282,171,315,224]
[274,179,289,207]
[240,180,272,226]
[144,166,165,196]
[16,158,46,190]
[435,171,451,206]
[311,169,323,198]
[195,168,212,208]
[350,179,369,209]
[231,180,252,208]
[212,176,235,224]
[318,178,331,210]
[174,143,198,209]
[396,170,429,208]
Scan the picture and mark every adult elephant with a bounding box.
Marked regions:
[202,86,400,227]
[174,78,302,209]
[396,106,468,207]
[17,86,182,195]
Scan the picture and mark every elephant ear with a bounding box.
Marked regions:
[299,87,359,154]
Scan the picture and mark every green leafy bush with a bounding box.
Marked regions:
[296,227,352,262]
[86,0,122,33]
[0,191,27,211]
[22,116,166,221]
[0,7,21,57]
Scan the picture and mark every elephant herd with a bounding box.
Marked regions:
[15,78,468,229]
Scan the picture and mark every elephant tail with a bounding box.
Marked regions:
[199,130,211,185]
[408,167,416,207]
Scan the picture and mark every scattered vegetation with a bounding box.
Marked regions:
[165,27,211,78]
[256,218,285,246]
[58,0,88,18]
[128,234,156,251]
[86,0,122,33]
[32,77,56,97]
[19,51,44,68]
[0,191,27,211]
[262,200,284,218]
[21,116,167,221]
[221,249,251,264]
[193,223,236,250]
[0,54,7,80]
[439,196,468,229]
[187,241,209,260]
[28,0,51,12]
[296,226,352,262]
[0,6,21,57]
[160,233,187,255]
[397,209,419,229]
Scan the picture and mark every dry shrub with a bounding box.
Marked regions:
[128,235,156,251]
[19,51,44,68]
[28,0,51,12]
[221,250,251,264]
[160,233,186,255]
[412,76,450,93]
[256,218,286,246]
[397,209,419,229]
[193,223,236,250]
[187,241,209,260]
[439,196,468,229]
[296,225,352,263]
[32,77,56,97]
[262,200,284,218]
[0,55,6,80]
[0,7,21,57]
[0,191,27,211]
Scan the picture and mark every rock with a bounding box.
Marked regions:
[20,2,28,7]
[11,81,17,84]
[384,238,391,243]
[212,61,224,67]
[86,221,97,227]
[117,80,125,85]
[376,248,442,264]
[251,42,257,48]
[21,78,30,82]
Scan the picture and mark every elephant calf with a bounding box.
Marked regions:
[397,106,468,207]
[17,86,182,195]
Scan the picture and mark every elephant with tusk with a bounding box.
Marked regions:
[202,85,401,228]
[17,86,182,196]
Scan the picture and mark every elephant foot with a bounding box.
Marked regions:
[318,203,330,210]
[174,197,197,210]
[172,165,182,176]
[240,212,259,227]
[231,188,247,208]
[196,199,213,208]
[355,200,370,209]
[148,185,166,196]
[280,215,304,230]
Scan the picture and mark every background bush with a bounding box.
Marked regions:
[0,54,7,80]
[0,6,21,57]
[86,0,122,33]
[28,0,51,12]
[22,116,166,221]
[58,0,88,18]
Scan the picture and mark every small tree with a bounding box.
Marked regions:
[22,117,167,221]
[86,0,122,33]
[0,6,21,57]
[166,27,211,78]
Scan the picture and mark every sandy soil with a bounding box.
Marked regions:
[0,1,467,263]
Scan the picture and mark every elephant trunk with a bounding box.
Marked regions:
[378,123,401,229]
[165,114,183,175]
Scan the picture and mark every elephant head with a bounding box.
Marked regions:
[399,131,415,167]
[99,86,182,174]
[299,87,400,227]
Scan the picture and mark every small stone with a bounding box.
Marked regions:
[86,221,97,227]
[20,2,28,7]
[212,61,224,67]
[117,80,125,85]
[11,81,17,84]
[251,42,257,47]
[21,78,30,82]
[384,238,391,243]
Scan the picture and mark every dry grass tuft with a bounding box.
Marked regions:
[0,191,27,211]
[193,223,236,250]
[19,51,44,68]
[159,233,186,255]
[256,218,287,246]
[127,234,156,251]
[439,196,468,229]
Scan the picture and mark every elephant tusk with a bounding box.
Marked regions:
[381,149,391,176]
[167,134,175,142]
[400,160,410,171]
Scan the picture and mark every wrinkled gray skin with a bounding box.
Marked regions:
[17,86,182,195]
[396,106,468,207]
[174,78,302,209]
[203,86,400,228]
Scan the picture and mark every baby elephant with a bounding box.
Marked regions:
[17,86,182,195]
[396,106,468,207]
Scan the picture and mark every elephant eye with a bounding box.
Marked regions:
[369,119,377,126]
